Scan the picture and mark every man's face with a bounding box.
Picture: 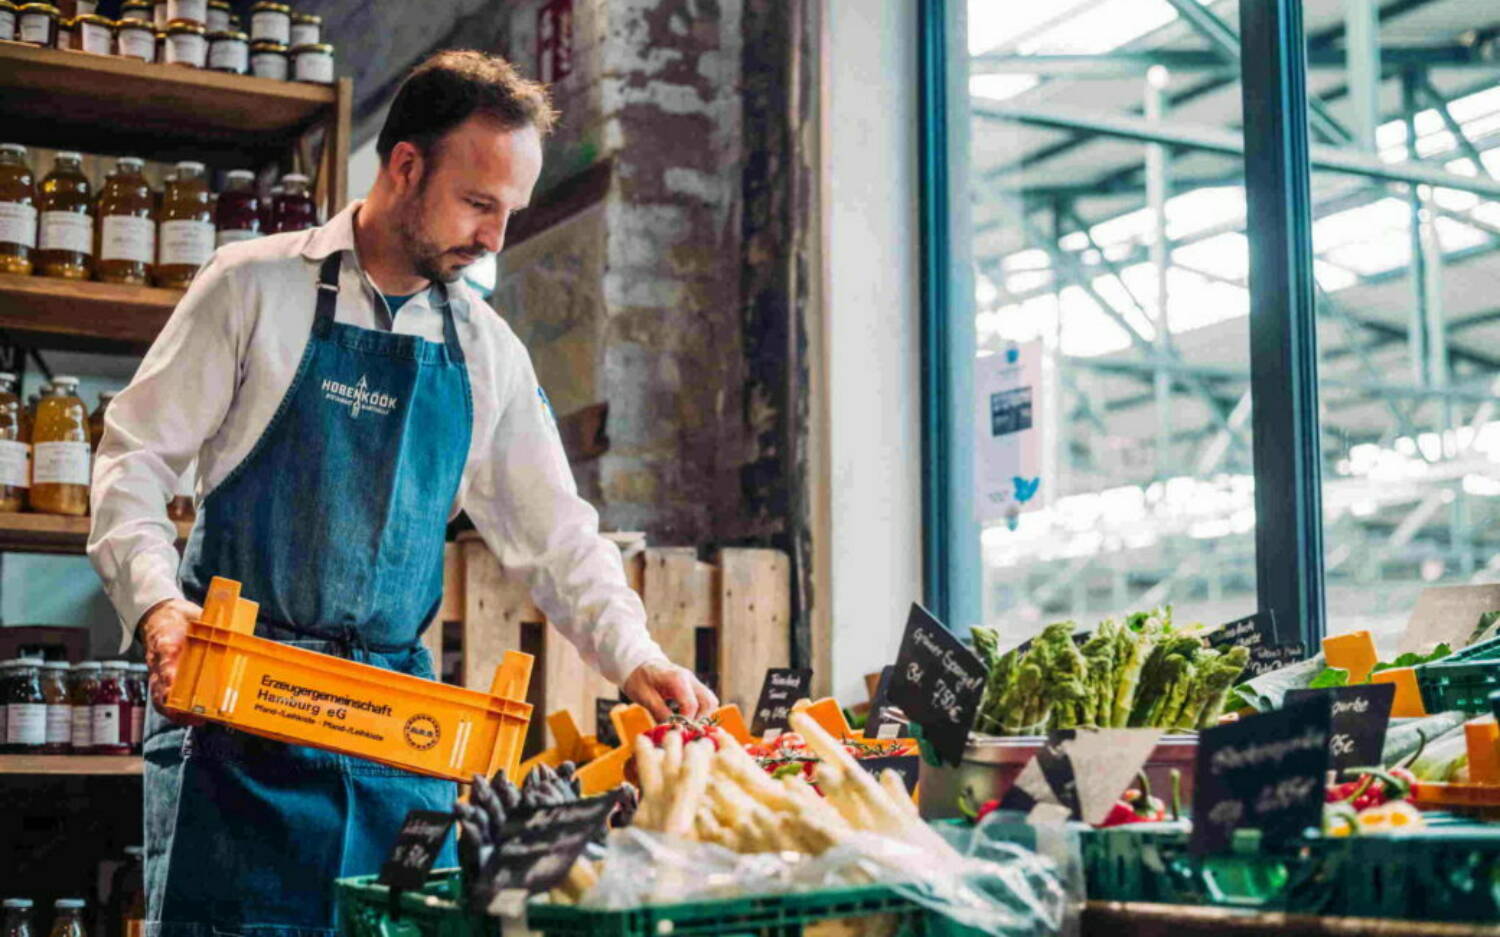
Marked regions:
[391,116,543,284]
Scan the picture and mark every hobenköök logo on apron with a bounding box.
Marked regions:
[322,374,399,418]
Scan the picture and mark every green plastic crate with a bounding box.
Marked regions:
[1338,825,1500,924]
[1416,636,1500,713]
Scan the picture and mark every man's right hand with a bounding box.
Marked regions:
[139,598,205,725]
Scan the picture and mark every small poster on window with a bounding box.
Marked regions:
[975,340,1043,523]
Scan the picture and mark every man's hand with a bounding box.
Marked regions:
[622,660,718,722]
[139,598,205,725]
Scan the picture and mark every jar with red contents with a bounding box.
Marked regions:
[271,173,316,232]
[68,661,98,752]
[126,663,148,754]
[215,169,260,247]
[91,661,131,755]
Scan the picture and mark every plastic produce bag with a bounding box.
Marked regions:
[579,821,1075,937]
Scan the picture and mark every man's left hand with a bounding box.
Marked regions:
[622,660,718,721]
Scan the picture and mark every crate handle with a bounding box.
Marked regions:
[1200,855,1290,908]
[490,651,533,701]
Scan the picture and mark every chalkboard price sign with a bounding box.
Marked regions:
[1207,611,1276,652]
[858,753,921,793]
[1285,682,1395,772]
[1244,642,1308,677]
[1190,696,1331,855]
[887,603,987,767]
[379,809,455,891]
[480,792,621,896]
[750,668,813,737]
[595,698,623,748]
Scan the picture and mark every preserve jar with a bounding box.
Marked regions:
[95,156,154,286]
[272,174,315,232]
[204,0,227,31]
[0,143,37,276]
[41,660,70,753]
[92,661,131,755]
[249,38,286,79]
[127,663,148,752]
[0,372,29,512]
[206,27,246,73]
[48,901,86,937]
[249,0,288,44]
[7,657,46,753]
[215,169,259,245]
[87,390,113,452]
[68,661,99,752]
[31,377,89,517]
[115,15,152,60]
[163,18,205,67]
[165,0,204,26]
[37,151,93,280]
[156,161,213,289]
[290,41,332,84]
[289,10,318,46]
[0,2,16,41]
[118,0,150,21]
[71,10,108,52]
[16,3,58,46]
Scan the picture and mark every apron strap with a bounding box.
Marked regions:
[432,281,466,365]
[313,252,342,338]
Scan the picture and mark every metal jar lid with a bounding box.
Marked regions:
[166,18,204,34]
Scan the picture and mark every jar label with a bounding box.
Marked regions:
[216,228,259,247]
[251,52,288,81]
[71,704,91,747]
[0,439,29,489]
[40,211,93,255]
[7,702,45,746]
[295,52,333,84]
[167,32,207,67]
[0,11,14,40]
[102,214,156,264]
[159,219,214,268]
[19,12,50,44]
[0,202,37,249]
[82,20,111,53]
[34,441,90,487]
[251,10,289,44]
[289,23,318,47]
[208,40,248,73]
[46,702,71,744]
[119,29,155,61]
[167,0,206,23]
[92,703,123,746]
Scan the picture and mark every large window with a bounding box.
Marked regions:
[926,0,1500,649]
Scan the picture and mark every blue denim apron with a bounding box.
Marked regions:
[145,252,470,937]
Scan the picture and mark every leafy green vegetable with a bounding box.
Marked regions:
[1308,667,1350,688]
[1370,643,1452,674]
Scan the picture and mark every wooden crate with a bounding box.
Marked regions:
[433,533,791,756]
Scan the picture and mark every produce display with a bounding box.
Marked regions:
[742,730,911,786]
[969,610,1249,735]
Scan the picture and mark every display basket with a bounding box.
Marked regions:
[1416,634,1500,714]
[165,576,534,782]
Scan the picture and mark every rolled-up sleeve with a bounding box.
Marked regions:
[461,332,666,686]
[88,254,245,641]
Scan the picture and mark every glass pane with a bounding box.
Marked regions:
[1309,5,1500,645]
[963,0,1256,645]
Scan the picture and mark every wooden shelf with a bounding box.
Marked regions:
[0,274,181,354]
[0,41,336,162]
[0,512,191,555]
[0,754,141,775]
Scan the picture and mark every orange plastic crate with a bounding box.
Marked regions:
[1411,780,1500,820]
[165,577,534,782]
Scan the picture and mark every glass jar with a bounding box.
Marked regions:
[248,0,287,44]
[6,657,46,752]
[16,3,58,46]
[92,661,130,755]
[204,0,227,31]
[288,10,318,46]
[71,10,109,52]
[2,899,33,937]
[127,663,148,752]
[113,847,145,937]
[290,42,332,84]
[163,18,204,67]
[248,38,286,80]
[272,174,315,233]
[68,661,99,752]
[87,389,113,452]
[214,169,259,246]
[41,660,70,753]
[95,156,154,286]
[115,15,152,60]
[206,28,246,74]
[0,372,29,512]
[0,143,37,276]
[48,901,85,937]
[0,2,16,42]
[156,161,212,289]
[30,377,89,517]
[118,0,150,22]
[37,151,93,280]
[165,0,203,26]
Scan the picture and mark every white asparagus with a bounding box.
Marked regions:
[878,769,919,817]
[789,713,933,843]
[633,734,665,830]
[662,738,714,837]
[661,729,685,784]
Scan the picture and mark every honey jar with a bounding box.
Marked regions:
[206,27,247,74]
[155,161,212,289]
[165,0,204,27]
[0,372,29,513]
[204,0,228,32]
[71,11,110,53]
[95,156,154,286]
[0,1,17,41]
[0,143,37,276]
[36,152,92,281]
[288,10,318,46]
[116,15,153,60]
[249,38,287,80]
[118,0,150,22]
[30,377,90,517]
[16,3,59,46]
[248,0,288,44]
[290,42,332,84]
[164,18,205,67]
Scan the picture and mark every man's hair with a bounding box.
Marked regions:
[376,50,557,164]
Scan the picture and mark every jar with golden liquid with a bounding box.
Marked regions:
[37,152,93,280]
[87,389,113,454]
[0,372,29,513]
[30,377,90,517]
[156,161,213,289]
[0,144,37,276]
[95,157,155,286]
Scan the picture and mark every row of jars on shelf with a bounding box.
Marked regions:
[1,657,147,756]
[0,146,316,288]
[2,898,95,937]
[0,375,110,517]
[3,0,332,82]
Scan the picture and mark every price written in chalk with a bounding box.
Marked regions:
[888,604,986,768]
[379,809,455,890]
[1285,683,1395,772]
[750,668,813,737]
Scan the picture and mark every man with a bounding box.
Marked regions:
[88,50,715,936]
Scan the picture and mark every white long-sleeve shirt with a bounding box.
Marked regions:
[87,200,666,685]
